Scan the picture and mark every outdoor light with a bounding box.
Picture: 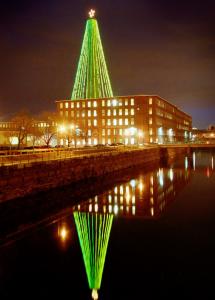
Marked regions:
[59,125,66,133]
[89,9,95,18]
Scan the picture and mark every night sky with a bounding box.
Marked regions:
[1,0,215,128]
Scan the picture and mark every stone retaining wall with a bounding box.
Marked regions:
[0,146,190,202]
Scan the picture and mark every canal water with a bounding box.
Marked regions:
[0,149,214,299]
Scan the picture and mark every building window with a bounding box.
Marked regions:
[113,119,117,126]
[125,99,128,106]
[88,111,91,117]
[93,119,97,126]
[88,101,91,108]
[94,110,97,117]
[60,103,63,109]
[125,119,128,125]
[119,119,123,125]
[82,111,85,117]
[60,111,63,116]
[71,111,74,117]
[65,102,69,108]
[107,129,111,136]
[88,120,91,126]
[102,129,105,136]
[149,128,153,135]
[88,130,91,136]
[107,119,111,126]
[131,118,134,125]
[119,109,122,116]
[76,102,80,108]
[119,129,123,135]
[149,107,152,115]
[93,101,97,107]
[102,100,105,107]
[149,118,153,125]
[131,98,135,105]
[107,109,111,116]
[113,109,117,116]
[65,111,68,117]
[107,100,111,107]
[102,109,105,116]
[149,98,153,105]
[118,99,123,106]
[125,109,129,116]
[76,111,80,118]
[131,108,134,115]
[82,102,86,108]
[102,119,105,126]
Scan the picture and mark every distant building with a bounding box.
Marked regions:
[56,95,192,146]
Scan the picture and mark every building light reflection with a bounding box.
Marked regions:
[169,168,174,181]
[212,156,214,170]
[114,205,119,215]
[185,157,188,170]
[193,152,196,170]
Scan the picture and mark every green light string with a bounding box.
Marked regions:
[71,18,113,100]
[73,211,113,290]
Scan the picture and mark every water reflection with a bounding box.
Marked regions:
[73,211,113,300]
[73,167,191,219]
[71,166,191,299]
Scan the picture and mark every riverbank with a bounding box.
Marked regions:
[0,145,195,202]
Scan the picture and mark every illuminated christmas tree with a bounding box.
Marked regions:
[73,210,113,300]
[71,9,113,100]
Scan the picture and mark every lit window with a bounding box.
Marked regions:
[125,99,128,106]
[119,109,122,116]
[76,111,80,118]
[82,102,86,108]
[113,119,117,126]
[131,108,134,115]
[102,119,105,126]
[125,119,128,125]
[131,98,135,105]
[102,129,105,136]
[131,118,134,125]
[102,109,105,116]
[119,129,123,135]
[112,99,118,106]
[102,100,105,107]
[88,120,91,126]
[82,111,85,117]
[94,119,97,126]
[65,102,69,108]
[118,99,122,106]
[113,109,117,116]
[149,98,153,105]
[76,102,80,108]
[93,101,97,107]
[125,109,128,116]
[107,129,111,135]
[88,101,91,108]
[88,111,91,117]
[149,107,152,114]
[71,111,74,117]
[149,118,153,125]
[88,130,91,136]
[107,100,111,106]
[107,119,111,126]
[119,119,123,125]
[60,103,63,109]
[71,102,74,108]
[65,111,68,117]
[94,110,97,117]
[107,109,111,116]
[149,128,153,135]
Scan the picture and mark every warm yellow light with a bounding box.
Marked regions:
[89,9,95,18]
[58,225,68,242]
[92,289,98,300]
[59,125,66,133]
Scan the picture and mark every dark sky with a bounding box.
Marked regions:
[1,0,215,128]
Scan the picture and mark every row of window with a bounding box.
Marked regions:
[60,108,135,118]
[86,118,135,127]
[59,98,135,110]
